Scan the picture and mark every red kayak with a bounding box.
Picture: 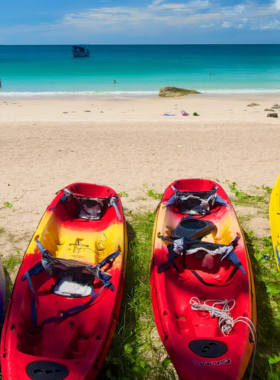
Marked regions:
[1,183,127,380]
[151,179,256,380]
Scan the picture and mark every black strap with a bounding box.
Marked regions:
[191,262,242,287]
[182,238,187,270]
[22,240,120,326]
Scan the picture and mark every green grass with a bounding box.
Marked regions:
[2,251,22,272]
[147,189,163,200]
[97,211,176,380]
[119,192,129,198]
[226,181,266,204]
[2,202,13,209]
[243,232,280,379]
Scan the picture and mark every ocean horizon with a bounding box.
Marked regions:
[1,44,280,97]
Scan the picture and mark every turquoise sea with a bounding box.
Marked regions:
[0,45,280,97]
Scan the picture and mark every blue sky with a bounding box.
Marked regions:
[1,0,280,44]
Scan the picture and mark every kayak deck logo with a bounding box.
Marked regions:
[193,359,231,366]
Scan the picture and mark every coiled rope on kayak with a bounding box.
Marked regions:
[190,297,256,342]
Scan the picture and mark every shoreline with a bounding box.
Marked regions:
[1,90,280,101]
[1,93,280,122]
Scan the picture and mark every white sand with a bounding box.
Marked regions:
[0,94,279,258]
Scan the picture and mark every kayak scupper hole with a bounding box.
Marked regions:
[163,311,168,316]
[2,353,6,358]
[164,335,168,341]
[96,335,101,341]
[78,335,89,341]
[10,325,15,331]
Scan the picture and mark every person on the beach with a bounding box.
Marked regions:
[113,80,116,83]
[0,79,2,88]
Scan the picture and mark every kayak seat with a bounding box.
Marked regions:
[172,217,217,240]
[60,195,109,221]
[50,187,121,222]
[163,185,228,216]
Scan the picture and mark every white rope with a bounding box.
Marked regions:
[190,297,256,343]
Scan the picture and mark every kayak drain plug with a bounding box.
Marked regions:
[26,361,68,380]
[189,339,228,358]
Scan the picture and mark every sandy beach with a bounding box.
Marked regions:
[0,93,279,259]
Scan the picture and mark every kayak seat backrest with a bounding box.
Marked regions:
[177,189,216,215]
[74,196,108,220]
[62,195,109,221]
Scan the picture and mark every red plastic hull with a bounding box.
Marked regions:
[1,183,127,380]
[151,179,256,380]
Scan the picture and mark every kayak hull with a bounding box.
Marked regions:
[269,174,280,270]
[1,183,127,380]
[151,179,256,380]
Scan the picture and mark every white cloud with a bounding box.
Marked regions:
[274,0,280,10]
[222,21,232,27]
[254,19,280,29]
[2,0,280,42]
[223,4,246,16]
[152,0,166,5]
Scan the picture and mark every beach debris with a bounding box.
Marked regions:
[271,103,280,109]
[181,110,189,116]
[84,110,91,112]
[247,103,260,107]
[264,109,275,112]
[193,112,200,116]
[62,112,68,114]
[267,113,278,118]
[164,113,177,116]
[159,86,200,97]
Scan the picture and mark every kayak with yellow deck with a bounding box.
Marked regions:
[270,174,280,271]
[1,182,127,380]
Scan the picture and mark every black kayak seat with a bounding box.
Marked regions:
[172,217,217,240]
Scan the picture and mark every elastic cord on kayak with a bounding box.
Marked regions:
[190,297,256,342]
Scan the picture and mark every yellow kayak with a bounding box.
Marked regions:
[1,182,127,380]
[269,174,280,270]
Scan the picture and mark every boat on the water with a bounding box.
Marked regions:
[72,45,90,57]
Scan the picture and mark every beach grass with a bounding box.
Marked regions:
[1,185,280,379]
